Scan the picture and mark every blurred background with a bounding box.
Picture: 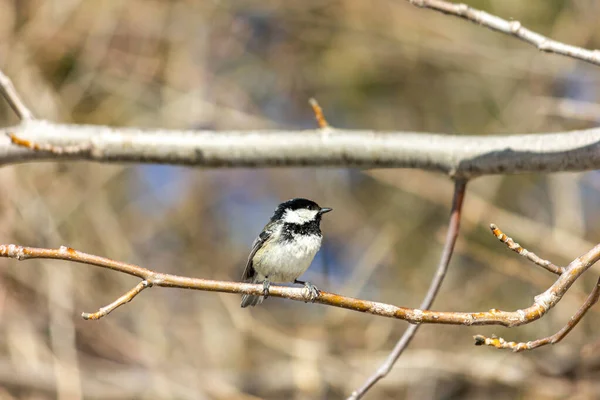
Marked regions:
[1,0,600,399]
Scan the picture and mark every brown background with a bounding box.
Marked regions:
[1,1,600,399]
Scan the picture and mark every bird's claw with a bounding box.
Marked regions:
[262,280,271,299]
[302,282,320,303]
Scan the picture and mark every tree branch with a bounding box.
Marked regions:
[406,0,600,67]
[1,5,599,179]
[81,280,150,320]
[349,180,467,399]
[1,238,599,326]
[1,64,600,178]
[474,276,600,352]
[2,120,600,178]
[0,70,34,120]
[490,224,565,275]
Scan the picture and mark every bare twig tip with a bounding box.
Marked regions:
[81,312,95,320]
[473,335,485,346]
[489,223,563,275]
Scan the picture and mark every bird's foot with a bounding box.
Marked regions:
[262,280,271,299]
[295,279,320,303]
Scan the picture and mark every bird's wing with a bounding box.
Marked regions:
[241,221,276,282]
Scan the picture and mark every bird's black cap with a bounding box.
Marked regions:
[271,198,332,220]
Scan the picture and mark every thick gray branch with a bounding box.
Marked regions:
[2,120,600,178]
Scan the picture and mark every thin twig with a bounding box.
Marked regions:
[81,280,150,320]
[406,0,600,67]
[474,276,600,352]
[0,70,34,120]
[490,223,564,275]
[348,179,467,399]
[309,98,329,129]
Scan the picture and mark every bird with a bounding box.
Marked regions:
[240,198,332,308]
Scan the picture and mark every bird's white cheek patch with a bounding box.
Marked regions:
[283,208,319,224]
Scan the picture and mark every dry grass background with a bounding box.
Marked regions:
[1,1,600,399]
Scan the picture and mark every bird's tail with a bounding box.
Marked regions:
[241,277,265,307]
[240,290,264,308]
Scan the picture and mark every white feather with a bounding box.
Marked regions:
[254,231,322,283]
[282,208,319,225]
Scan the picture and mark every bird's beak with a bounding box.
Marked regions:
[319,207,333,215]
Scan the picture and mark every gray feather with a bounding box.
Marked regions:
[240,221,277,307]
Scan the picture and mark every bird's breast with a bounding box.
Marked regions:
[254,234,322,283]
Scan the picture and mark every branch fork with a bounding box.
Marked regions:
[473,226,600,352]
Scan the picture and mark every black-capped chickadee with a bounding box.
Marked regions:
[240,198,332,308]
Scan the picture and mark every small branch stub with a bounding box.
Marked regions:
[309,98,330,129]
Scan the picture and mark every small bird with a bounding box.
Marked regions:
[240,198,332,308]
